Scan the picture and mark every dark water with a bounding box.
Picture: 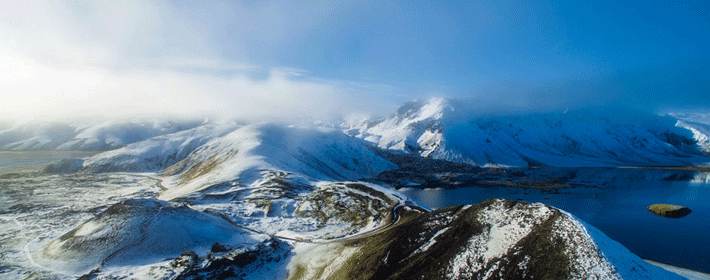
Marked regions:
[399,168,710,273]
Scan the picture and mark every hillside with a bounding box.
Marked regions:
[672,113,710,155]
[344,98,710,167]
[0,119,204,151]
[4,101,709,279]
[288,199,681,280]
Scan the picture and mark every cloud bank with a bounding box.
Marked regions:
[0,0,409,122]
[3,1,708,122]
[1,52,386,121]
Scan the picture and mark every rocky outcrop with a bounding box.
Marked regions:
[647,204,692,218]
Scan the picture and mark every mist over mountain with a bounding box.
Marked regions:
[344,97,710,167]
[3,97,710,169]
[0,119,206,151]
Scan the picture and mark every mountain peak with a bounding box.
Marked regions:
[394,97,453,122]
[349,98,710,167]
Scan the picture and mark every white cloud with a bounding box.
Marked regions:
[0,0,399,122]
[0,48,373,121]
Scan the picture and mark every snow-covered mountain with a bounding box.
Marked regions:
[0,122,76,150]
[5,99,709,169]
[5,100,710,279]
[672,113,710,155]
[33,194,683,279]
[4,119,703,279]
[38,199,271,275]
[79,122,397,201]
[83,123,238,172]
[344,97,710,167]
[0,119,204,151]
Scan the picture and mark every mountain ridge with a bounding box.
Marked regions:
[3,98,710,279]
[344,97,710,167]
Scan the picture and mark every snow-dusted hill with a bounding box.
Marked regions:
[288,199,682,280]
[672,113,710,155]
[0,122,76,150]
[344,98,710,167]
[4,119,704,279]
[72,122,395,201]
[83,123,238,172]
[148,123,397,201]
[0,119,204,151]
[38,199,271,275]
[25,177,684,279]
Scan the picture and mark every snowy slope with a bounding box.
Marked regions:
[0,122,76,150]
[75,122,401,239]
[28,182,685,279]
[672,113,710,155]
[59,119,205,151]
[37,199,271,276]
[287,199,682,280]
[0,119,204,151]
[346,98,710,167]
[153,123,396,200]
[4,122,701,279]
[344,97,452,156]
[83,123,238,172]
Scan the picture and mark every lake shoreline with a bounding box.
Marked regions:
[646,260,710,280]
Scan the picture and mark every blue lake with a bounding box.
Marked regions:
[399,168,710,273]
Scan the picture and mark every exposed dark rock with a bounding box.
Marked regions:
[211,243,230,253]
[170,251,199,269]
[173,239,290,280]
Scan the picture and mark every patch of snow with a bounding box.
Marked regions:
[287,242,360,280]
[410,226,450,256]
[448,200,553,279]
[691,172,710,184]
[676,119,710,154]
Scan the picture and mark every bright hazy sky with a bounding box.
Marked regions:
[1,0,709,121]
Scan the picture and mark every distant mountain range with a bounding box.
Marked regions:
[11,98,705,279]
[344,97,710,167]
[5,98,709,168]
[0,119,205,151]
[33,122,683,279]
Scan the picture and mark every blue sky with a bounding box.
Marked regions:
[1,0,708,121]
